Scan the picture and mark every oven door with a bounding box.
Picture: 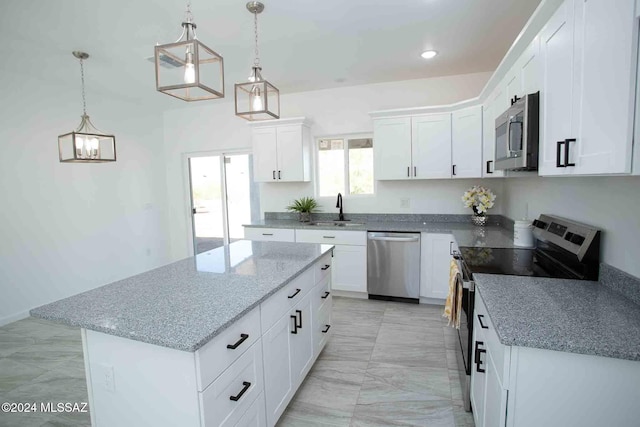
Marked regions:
[454,259,475,412]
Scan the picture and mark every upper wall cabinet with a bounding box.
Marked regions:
[539,0,638,176]
[373,114,452,180]
[482,87,505,177]
[249,118,311,182]
[452,106,483,178]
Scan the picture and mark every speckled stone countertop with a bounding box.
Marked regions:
[245,219,518,249]
[473,274,640,361]
[30,241,333,352]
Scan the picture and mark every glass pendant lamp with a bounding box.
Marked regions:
[234,1,280,121]
[155,2,224,101]
[58,51,116,163]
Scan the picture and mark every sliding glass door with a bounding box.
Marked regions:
[188,152,260,255]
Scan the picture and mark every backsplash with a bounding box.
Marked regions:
[265,212,507,226]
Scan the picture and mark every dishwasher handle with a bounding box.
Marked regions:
[368,236,420,242]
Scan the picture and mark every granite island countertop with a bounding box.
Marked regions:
[244,219,518,249]
[473,273,640,361]
[30,240,334,352]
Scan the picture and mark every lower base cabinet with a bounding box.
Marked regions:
[471,291,640,427]
[420,233,458,300]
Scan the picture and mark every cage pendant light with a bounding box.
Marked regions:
[155,2,225,101]
[58,52,116,163]
[234,1,280,121]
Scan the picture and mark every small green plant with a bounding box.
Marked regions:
[286,197,319,213]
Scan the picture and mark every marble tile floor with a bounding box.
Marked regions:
[0,297,475,427]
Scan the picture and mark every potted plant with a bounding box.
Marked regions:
[286,197,319,222]
[462,186,496,226]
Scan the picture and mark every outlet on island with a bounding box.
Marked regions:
[400,198,411,208]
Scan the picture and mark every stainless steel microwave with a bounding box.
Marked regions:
[494,91,539,171]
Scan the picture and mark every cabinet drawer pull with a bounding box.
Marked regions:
[478,314,489,329]
[322,236,336,239]
[290,315,298,334]
[262,233,274,236]
[321,291,330,299]
[278,170,282,179]
[486,160,493,174]
[322,324,331,333]
[452,164,457,176]
[414,166,417,177]
[226,333,249,350]
[474,341,486,373]
[288,288,301,299]
[272,170,276,180]
[295,309,303,329]
[321,264,330,271]
[407,166,410,177]
[229,381,252,401]
[556,141,565,168]
[564,138,576,167]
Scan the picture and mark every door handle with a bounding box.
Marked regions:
[321,264,330,270]
[290,315,298,334]
[486,160,493,174]
[564,138,576,167]
[272,170,276,180]
[226,334,249,350]
[278,170,282,179]
[229,381,251,401]
[321,291,330,299]
[452,164,457,176]
[414,166,417,177]
[474,341,486,373]
[192,208,197,214]
[295,309,302,329]
[556,141,565,168]
[322,324,331,333]
[288,288,301,299]
[478,314,489,329]
[407,166,410,177]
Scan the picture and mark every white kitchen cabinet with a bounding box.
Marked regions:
[373,117,413,180]
[289,292,314,385]
[539,0,637,176]
[420,233,457,301]
[452,106,482,178]
[482,87,505,178]
[262,314,293,426]
[373,114,452,180]
[249,118,311,182]
[520,36,541,96]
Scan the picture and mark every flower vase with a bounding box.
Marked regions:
[299,212,311,223]
[471,214,488,227]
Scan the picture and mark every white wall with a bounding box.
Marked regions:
[503,176,640,278]
[163,72,493,261]
[0,71,171,325]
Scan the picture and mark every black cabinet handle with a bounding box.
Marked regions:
[407,166,410,177]
[295,309,302,329]
[290,315,298,334]
[321,264,330,271]
[474,341,486,373]
[486,160,493,174]
[288,288,301,299]
[226,333,249,350]
[321,291,330,299]
[556,141,565,168]
[564,138,576,167]
[272,170,276,180]
[452,164,457,176]
[278,170,282,179]
[478,315,489,329]
[322,324,331,333]
[229,381,251,401]
[414,166,417,177]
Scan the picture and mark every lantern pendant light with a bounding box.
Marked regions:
[58,51,116,163]
[155,2,225,101]
[234,1,280,121]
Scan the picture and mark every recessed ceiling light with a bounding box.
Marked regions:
[421,50,438,59]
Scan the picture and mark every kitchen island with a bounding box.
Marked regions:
[31,240,335,427]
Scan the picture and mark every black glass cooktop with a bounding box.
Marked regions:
[459,246,573,279]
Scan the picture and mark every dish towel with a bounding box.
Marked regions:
[443,259,463,329]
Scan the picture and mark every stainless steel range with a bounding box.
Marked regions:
[453,214,601,412]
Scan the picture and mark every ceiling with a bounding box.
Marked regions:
[0,0,542,110]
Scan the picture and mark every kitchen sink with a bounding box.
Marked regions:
[307,221,365,227]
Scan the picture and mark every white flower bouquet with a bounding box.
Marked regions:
[462,186,496,216]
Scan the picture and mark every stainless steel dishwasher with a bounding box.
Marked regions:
[367,232,421,302]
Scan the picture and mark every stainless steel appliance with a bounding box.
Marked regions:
[453,214,601,412]
[494,91,540,171]
[367,232,421,302]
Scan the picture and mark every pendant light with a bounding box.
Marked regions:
[58,51,116,163]
[155,2,224,101]
[234,1,280,121]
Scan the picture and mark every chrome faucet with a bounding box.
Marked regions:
[336,193,345,221]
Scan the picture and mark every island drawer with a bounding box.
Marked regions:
[312,274,332,314]
[261,266,314,333]
[315,252,333,284]
[244,227,295,242]
[196,306,261,391]
[296,229,367,246]
[200,340,264,427]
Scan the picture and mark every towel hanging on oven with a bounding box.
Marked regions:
[443,259,463,329]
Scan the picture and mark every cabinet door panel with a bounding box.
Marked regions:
[331,245,367,293]
[521,36,541,95]
[262,316,293,426]
[484,350,508,427]
[412,114,452,179]
[571,0,636,174]
[452,107,482,178]
[252,128,278,182]
[373,118,412,180]
[539,1,575,176]
[421,234,456,300]
[470,315,487,427]
[276,126,305,181]
[290,294,314,385]
[482,89,505,178]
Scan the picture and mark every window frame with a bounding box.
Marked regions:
[314,132,376,199]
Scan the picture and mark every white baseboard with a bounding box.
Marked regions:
[0,310,30,327]
[330,290,369,299]
[419,297,446,306]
